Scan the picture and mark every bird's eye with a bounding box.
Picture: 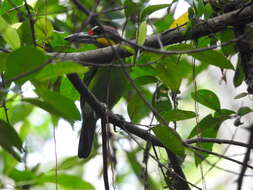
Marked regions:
[93,27,102,35]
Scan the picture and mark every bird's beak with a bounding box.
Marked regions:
[64,32,98,44]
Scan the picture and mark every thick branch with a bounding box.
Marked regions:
[67,73,163,146]
[67,74,253,151]
[49,5,253,63]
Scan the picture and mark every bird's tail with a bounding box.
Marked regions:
[78,116,97,158]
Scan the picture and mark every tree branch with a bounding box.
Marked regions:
[67,73,163,146]
[185,137,253,149]
[49,4,253,63]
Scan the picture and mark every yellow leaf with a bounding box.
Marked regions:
[170,12,189,29]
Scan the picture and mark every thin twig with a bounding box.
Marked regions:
[186,144,253,170]
[185,137,253,149]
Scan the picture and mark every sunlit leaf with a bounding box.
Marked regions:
[35,18,54,44]
[137,21,147,46]
[0,16,20,49]
[38,174,94,189]
[9,103,33,125]
[9,169,35,182]
[204,3,213,19]
[35,61,88,81]
[59,77,79,101]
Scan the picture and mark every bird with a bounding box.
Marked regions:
[65,25,126,158]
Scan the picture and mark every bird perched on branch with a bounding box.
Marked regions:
[65,25,126,158]
[65,25,121,47]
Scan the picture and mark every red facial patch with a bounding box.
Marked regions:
[88,29,94,36]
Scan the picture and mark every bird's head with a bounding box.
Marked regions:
[64,25,120,47]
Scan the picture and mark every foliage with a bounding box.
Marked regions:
[0,0,252,189]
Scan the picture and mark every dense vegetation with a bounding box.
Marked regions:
[0,0,253,189]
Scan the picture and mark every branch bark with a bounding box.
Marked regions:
[49,4,253,63]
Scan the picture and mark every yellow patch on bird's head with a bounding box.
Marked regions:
[96,37,116,47]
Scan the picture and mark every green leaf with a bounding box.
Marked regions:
[152,125,185,156]
[9,103,33,125]
[234,92,248,99]
[35,0,68,15]
[57,156,85,171]
[38,174,94,189]
[23,98,63,119]
[23,92,80,124]
[127,89,152,123]
[124,0,142,17]
[156,56,184,91]
[0,119,23,161]
[237,106,253,116]
[204,3,213,19]
[35,61,88,81]
[35,88,81,123]
[59,77,79,101]
[141,4,170,21]
[18,21,34,46]
[233,58,245,87]
[9,169,35,182]
[5,46,46,84]
[219,29,235,56]
[0,0,23,15]
[154,14,174,33]
[197,0,204,17]
[35,18,54,44]
[189,114,226,139]
[120,44,135,54]
[137,21,147,46]
[0,53,8,72]
[162,109,196,122]
[134,76,157,86]
[0,16,20,49]
[138,52,162,64]
[191,89,221,111]
[193,50,234,70]
[166,44,234,69]
[214,109,235,118]
[130,65,157,79]
[188,114,227,165]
